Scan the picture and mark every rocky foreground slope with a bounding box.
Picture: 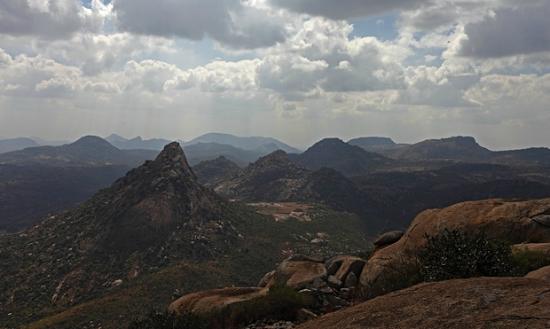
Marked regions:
[297,277,550,329]
[168,197,550,328]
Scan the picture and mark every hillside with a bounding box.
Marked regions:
[0,143,370,329]
[294,138,392,176]
[0,164,129,232]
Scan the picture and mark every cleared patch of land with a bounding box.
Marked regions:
[248,202,313,222]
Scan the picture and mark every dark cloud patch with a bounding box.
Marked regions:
[112,0,287,49]
[0,0,84,39]
[459,2,550,58]
[270,0,429,20]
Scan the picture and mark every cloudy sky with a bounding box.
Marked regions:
[0,0,549,149]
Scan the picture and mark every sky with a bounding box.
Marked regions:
[0,0,549,149]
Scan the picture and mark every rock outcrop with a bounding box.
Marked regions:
[170,254,367,325]
[297,277,550,329]
[360,198,550,295]
[169,287,267,315]
[525,265,550,283]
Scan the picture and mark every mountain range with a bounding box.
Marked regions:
[0,143,368,328]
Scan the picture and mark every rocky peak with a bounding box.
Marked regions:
[151,142,195,179]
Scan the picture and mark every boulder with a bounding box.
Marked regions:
[325,256,366,283]
[360,198,550,295]
[525,265,550,283]
[168,287,267,316]
[266,256,327,290]
[297,277,550,329]
[258,270,275,288]
[343,272,358,288]
[373,230,404,248]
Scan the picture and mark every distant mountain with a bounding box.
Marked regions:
[183,142,263,166]
[0,135,158,167]
[375,136,550,167]
[106,134,173,150]
[193,156,243,187]
[294,138,392,176]
[0,137,38,154]
[386,136,492,162]
[348,137,407,153]
[186,132,301,154]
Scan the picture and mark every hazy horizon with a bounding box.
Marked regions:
[1,1,550,150]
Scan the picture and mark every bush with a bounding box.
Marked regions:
[511,249,550,276]
[128,311,209,329]
[418,230,514,282]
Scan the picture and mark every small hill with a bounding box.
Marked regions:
[193,156,243,187]
[186,133,301,154]
[0,137,39,154]
[0,136,158,167]
[295,138,392,176]
[388,136,492,162]
[215,150,309,201]
[106,134,173,151]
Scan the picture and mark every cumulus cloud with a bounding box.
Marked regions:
[270,0,428,20]
[459,2,550,58]
[112,0,287,49]
[0,0,109,39]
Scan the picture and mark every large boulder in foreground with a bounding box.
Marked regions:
[361,198,550,295]
[168,287,267,315]
[297,277,550,329]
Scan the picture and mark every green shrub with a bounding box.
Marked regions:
[511,249,550,276]
[128,310,209,329]
[417,230,514,282]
